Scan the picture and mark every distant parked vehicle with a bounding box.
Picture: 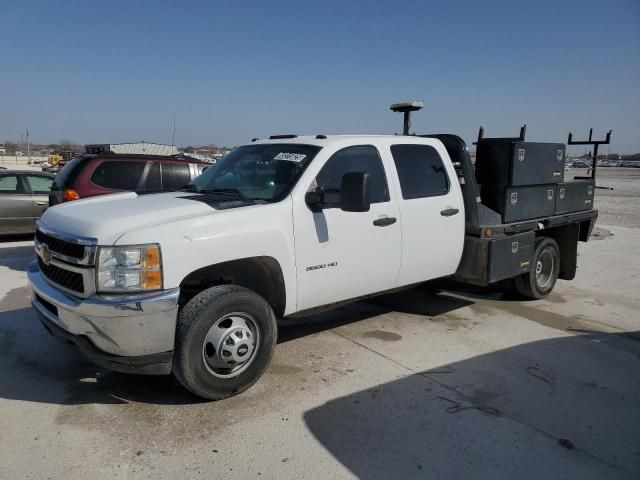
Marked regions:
[571,160,590,168]
[49,154,210,205]
[0,171,54,235]
[42,161,66,174]
[40,154,66,173]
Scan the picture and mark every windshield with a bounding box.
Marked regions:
[189,143,321,202]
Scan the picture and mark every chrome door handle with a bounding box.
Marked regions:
[440,208,459,217]
[36,201,49,206]
[373,216,397,227]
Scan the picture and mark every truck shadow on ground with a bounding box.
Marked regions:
[1,286,639,478]
[303,329,640,479]
[0,283,476,406]
[278,281,476,343]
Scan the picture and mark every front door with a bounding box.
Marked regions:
[25,174,54,225]
[293,144,401,311]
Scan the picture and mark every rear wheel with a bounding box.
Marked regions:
[173,285,277,400]
[514,237,560,299]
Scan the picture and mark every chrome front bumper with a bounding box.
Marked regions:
[28,260,179,372]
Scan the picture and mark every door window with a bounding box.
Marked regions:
[25,175,53,194]
[162,163,191,190]
[0,175,23,194]
[143,162,162,191]
[390,144,449,199]
[315,145,389,203]
[91,161,146,190]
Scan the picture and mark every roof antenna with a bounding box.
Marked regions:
[390,101,423,135]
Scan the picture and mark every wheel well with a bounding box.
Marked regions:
[536,223,579,281]
[179,257,286,318]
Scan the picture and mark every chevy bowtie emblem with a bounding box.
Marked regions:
[41,244,51,266]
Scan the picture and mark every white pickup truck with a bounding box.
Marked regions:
[28,126,597,399]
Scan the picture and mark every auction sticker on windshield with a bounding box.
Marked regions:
[274,152,307,162]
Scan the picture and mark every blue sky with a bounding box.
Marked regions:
[1,0,639,152]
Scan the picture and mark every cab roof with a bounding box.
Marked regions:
[249,134,430,147]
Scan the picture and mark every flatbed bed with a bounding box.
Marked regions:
[423,133,598,289]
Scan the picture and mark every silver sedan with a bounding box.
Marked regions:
[0,170,54,235]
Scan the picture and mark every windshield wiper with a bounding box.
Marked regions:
[201,188,247,198]
[195,188,264,204]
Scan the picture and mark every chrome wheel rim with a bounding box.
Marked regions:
[535,249,554,290]
[202,312,260,378]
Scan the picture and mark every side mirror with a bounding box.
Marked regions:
[305,190,324,212]
[340,172,370,212]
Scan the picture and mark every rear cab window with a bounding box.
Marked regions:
[390,144,450,199]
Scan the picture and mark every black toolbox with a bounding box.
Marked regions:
[555,179,595,215]
[482,184,556,223]
[475,140,565,186]
[455,231,535,286]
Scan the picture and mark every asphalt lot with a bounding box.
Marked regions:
[1,170,639,479]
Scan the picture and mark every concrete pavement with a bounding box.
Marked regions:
[0,225,638,479]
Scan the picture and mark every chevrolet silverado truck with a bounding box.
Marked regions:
[27,109,599,400]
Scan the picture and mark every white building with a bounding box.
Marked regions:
[85,142,179,156]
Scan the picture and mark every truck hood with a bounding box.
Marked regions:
[40,191,216,244]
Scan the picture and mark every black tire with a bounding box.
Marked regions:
[173,285,277,400]
[514,237,561,300]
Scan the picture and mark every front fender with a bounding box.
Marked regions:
[116,200,297,315]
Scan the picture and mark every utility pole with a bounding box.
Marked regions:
[172,113,176,146]
[27,130,31,164]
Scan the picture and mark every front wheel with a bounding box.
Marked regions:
[513,237,560,299]
[173,285,277,400]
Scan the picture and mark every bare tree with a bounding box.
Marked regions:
[59,139,83,153]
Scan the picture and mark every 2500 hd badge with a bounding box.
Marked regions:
[306,262,338,272]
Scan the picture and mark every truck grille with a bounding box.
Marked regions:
[35,229,86,260]
[38,257,85,294]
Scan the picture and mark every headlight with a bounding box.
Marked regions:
[96,244,162,292]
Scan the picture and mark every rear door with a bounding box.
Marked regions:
[24,174,53,222]
[0,174,34,234]
[384,140,465,286]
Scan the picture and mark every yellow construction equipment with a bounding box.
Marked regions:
[48,154,64,165]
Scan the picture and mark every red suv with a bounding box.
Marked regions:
[49,154,211,205]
